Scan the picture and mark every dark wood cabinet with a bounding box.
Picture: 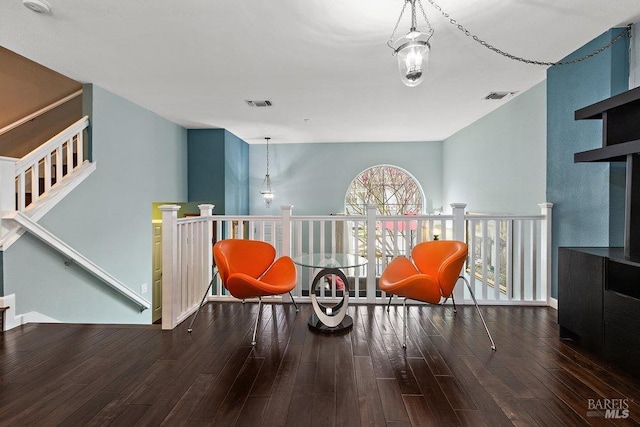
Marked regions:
[558,248,604,353]
[559,247,640,376]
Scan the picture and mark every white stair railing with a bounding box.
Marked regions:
[14,116,89,211]
[160,204,213,330]
[0,116,96,250]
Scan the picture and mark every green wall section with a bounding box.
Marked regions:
[547,28,629,298]
[4,85,188,323]
[442,81,547,215]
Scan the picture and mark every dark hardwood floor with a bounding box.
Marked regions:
[1,303,639,426]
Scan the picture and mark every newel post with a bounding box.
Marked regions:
[451,203,467,303]
[160,205,181,330]
[366,204,377,303]
[198,204,215,290]
[539,202,553,305]
[0,157,17,239]
[281,205,293,257]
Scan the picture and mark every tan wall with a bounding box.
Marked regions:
[0,46,83,158]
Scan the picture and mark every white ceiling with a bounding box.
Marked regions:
[2,0,640,144]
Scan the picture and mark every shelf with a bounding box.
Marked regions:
[574,139,640,162]
[575,86,640,120]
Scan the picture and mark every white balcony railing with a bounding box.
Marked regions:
[160,202,553,330]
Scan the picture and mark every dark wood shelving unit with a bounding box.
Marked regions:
[574,85,640,258]
[559,87,640,377]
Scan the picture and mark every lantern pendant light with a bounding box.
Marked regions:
[388,0,434,87]
[260,137,275,207]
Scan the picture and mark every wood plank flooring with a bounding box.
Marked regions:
[1,303,640,426]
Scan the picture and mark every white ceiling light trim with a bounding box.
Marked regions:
[23,0,52,15]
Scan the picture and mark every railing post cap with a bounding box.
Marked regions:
[450,203,467,209]
[197,203,215,210]
[280,204,293,210]
[159,205,181,212]
[538,202,554,209]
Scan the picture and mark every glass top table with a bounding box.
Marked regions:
[293,253,368,269]
[293,253,368,333]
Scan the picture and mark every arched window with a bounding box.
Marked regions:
[344,165,424,215]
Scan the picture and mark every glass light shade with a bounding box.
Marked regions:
[260,174,274,207]
[262,191,274,206]
[396,39,430,87]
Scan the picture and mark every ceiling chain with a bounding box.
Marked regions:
[426,0,632,66]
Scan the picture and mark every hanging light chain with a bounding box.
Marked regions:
[265,137,270,176]
[388,0,434,52]
[426,0,632,66]
[416,0,433,35]
[387,1,409,50]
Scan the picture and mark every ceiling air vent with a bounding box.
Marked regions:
[484,92,517,100]
[246,100,273,107]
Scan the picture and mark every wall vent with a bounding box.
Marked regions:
[246,100,273,107]
[484,91,517,100]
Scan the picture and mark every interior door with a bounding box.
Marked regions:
[152,223,162,323]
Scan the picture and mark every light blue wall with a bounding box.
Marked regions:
[547,28,629,297]
[249,141,442,215]
[442,81,547,214]
[4,84,188,323]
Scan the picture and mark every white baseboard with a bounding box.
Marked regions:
[548,297,558,310]
[0,294,60,331]
[19,311,60,325]
[0,294,17,330]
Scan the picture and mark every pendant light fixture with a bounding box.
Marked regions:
[260,137,274,207]
[388,0,631,87]
[388,0,433,87]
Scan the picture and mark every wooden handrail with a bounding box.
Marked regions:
[0,89,83,138]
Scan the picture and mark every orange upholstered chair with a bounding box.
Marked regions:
[380,240,495,350]
[213,239,298,345]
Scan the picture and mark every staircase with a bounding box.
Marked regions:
[0,116,96,249]
[0,115,150,330]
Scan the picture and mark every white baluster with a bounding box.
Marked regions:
[18,171,25,211]
[30,165,39,204]
[76,131,84,166]
[44,153,52,193]
[281,205,292,257]
[56,146,63,183]
[366,204,377,303]
[66,140,73,175]
[451,203,466,304]
[539,203,553,305]
[0,157,18,238]
[198,204,214,304]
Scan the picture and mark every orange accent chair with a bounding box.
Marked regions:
[213,239,298,345]
[379,240,495,350]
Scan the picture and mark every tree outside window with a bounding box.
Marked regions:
[344,165,425,282]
